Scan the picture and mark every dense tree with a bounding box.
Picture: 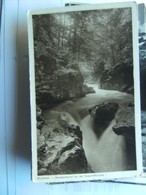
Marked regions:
[33,7,133,107]
[33,8,132,77]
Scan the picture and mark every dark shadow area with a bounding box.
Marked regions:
[140,59,146,110]
[140,61,146,169]
[125,138,137,170]
[14,24,31,160]
[139,30,146,170]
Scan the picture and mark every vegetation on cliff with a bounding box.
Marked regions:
[33,8,133,110]
[32,7,135,175]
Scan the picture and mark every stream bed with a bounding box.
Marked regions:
[42,84,136,173]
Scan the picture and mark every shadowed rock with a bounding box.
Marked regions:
[83,83,95,94]
[89,102,119,120]
[113,126,135,142]
[100,62,134,94]
[36,68,85,110]
[89,102,119,136]
[37,120,88,175]
[140,62,146,109]
[113,104,135,143]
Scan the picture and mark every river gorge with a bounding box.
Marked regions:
[37,84,136,175]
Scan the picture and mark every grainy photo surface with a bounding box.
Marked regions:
[138,4,146,173]
[28,3,142,182]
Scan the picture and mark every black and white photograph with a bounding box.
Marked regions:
[28,3,142,183]
[138,3,146,174]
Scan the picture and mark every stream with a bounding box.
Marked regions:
[43,83,136,172]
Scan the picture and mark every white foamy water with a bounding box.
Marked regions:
[43,83,135,172]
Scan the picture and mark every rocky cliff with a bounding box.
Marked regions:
[99,62,134,94]
[37,107,88,175]
[112,103,136,167]
[89,101,135,144]
[36,68,85,110]
[112,103,135,143]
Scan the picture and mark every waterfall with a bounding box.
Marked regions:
[43,84,135,172]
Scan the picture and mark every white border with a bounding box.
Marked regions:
[27,2,143,183]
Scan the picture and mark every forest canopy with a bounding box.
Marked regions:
[33,8,132,81]
[33,7,133,108]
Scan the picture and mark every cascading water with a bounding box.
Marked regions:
[43,83,136,172]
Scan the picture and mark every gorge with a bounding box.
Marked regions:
[37,84,136,175]
[32,8,137,175]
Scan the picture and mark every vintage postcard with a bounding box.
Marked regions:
[138,3,146,176]
[27,2,142,183]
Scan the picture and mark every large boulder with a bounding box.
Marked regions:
[112,103,136,165]
[83,84,95,94]
[36,68,85,110]
[37,120,88,175]
[112,103,135,143]
[89,102,119,136]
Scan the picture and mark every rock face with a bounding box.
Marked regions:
[89,102,119,136]
[37,114,88,175]
[83,84,95,94]
[88,101,135,144]
[112,103,135,143]
[36,68,85,110]
[100,62,134,94]
[112,103,136,167]
[36,105,44,130]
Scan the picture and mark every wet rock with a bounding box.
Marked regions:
[112,104,136,167]
[89,102,119,136]
[89,102,119,126]
[58,145,87,174]
[113,126,135,142]
[89,102,119,120]
[37,121,88,175]
[113,105,135,142]
[83,84,95,94]
[68,124,82,144]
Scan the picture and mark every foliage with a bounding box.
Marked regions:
[33,7,133,97]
